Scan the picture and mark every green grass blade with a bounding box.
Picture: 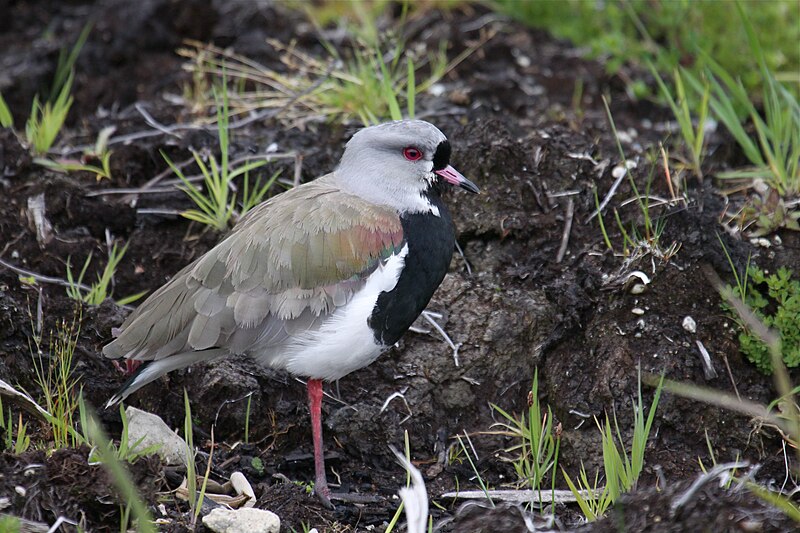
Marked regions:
[0,93,12,128]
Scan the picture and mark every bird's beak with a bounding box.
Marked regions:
[435,165,480,194]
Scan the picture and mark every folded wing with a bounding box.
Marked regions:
[103,176,404,370]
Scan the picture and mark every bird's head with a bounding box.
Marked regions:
[336,120,479,214]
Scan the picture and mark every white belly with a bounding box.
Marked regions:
[272,245,408,381]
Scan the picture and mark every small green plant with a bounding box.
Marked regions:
[717,233,752,306]
[163,82,269,231]
[724,266,800,373]
[250,456,264,475]
[0,398,31,454]
[66,241,144,306]
[292,479,314,495]
[446,441,465,466]
[489,369,560,497]
[25,73,74,155]
[22,24,90,155]
[563,461,612,520]
[563,372,663,521]
[27,311,82,448]
[290,522,313,533]
[649,64,710,180]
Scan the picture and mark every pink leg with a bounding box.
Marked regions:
[307,379,332,508]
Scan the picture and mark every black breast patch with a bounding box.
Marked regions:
[368,195,455,346]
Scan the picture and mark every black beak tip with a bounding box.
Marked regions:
[461,179,480,194]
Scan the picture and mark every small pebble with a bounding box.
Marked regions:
[682,316,697,333]
[428,83,446,97]
[616,131,634,144]
[632,307,645,315]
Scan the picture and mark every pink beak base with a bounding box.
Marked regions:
[435,165,480,193]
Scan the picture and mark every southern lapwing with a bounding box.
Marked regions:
[103,119,479,507]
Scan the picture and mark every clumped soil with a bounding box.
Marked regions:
[1,1,798,532]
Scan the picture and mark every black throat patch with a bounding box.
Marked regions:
[432,140,451,171]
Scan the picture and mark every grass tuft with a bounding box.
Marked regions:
[66,241,145,306]
[27,309,82,448]
[23,24,90,155]
[164,81,273,231]
[649,63,710,180]
[25,73,74,156]
[0,397,31,454]
[489,369,561,500]
[564,370,663,521]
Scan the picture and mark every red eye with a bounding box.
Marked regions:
[403,147,423,161]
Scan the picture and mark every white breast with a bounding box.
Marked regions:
[271,245,408,381]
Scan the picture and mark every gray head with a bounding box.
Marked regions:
[335,120,478,214]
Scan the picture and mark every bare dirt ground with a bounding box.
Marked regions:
[0,1,797,531]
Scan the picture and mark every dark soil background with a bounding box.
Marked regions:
[0,1,797,532]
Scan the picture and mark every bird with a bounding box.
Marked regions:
[103,119,479,507]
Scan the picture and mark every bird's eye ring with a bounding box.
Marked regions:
[403,147,423,161]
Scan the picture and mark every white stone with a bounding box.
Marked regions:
[202,508,280,533]
[682,316,697,333]
[126,406,187,466]
[632,307,645,315]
